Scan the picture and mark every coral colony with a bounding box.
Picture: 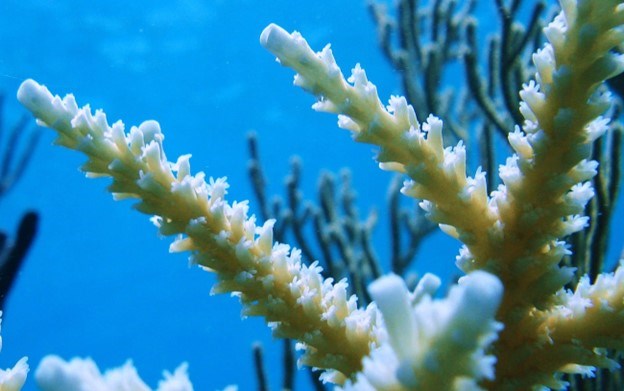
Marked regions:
[2,0,624,389]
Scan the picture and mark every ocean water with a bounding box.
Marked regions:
[0,1,620,390]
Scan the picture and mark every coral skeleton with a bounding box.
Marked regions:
[13,0,624,389]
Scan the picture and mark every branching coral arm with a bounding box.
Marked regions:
[534,263,624,378]
[260,0,624,301]
[482,1,624,386]
[16,79,381,384]
[260,23,497,267]
[484,0,624,297]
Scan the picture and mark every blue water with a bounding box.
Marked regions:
[0,1,620,390]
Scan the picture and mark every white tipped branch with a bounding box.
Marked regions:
[18,79,381,383]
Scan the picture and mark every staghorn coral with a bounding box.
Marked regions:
[260,0,624,387]
[12,0,624,389]
[16,78,382,386]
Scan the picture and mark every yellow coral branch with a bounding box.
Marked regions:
[17,79,381,384]
[261,24,497,254]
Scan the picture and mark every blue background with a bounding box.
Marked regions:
[0,1,620,390]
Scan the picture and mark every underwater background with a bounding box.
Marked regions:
[0,0,621,390]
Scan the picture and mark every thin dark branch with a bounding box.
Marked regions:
[252,343,269,391]
[0,211,39,312]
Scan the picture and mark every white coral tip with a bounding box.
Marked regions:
[157,362,193,391]
[259,23,291,53]
[0,357,28,391]
[368,274,416,361]
[454,271,504,330]
[260,23,311,68]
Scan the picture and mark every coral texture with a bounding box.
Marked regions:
[0,313,28,391]
[34,356,192,391]
[13,0,624,389]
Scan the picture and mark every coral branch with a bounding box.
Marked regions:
[16,79,381,383]
[261,23,496,264]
